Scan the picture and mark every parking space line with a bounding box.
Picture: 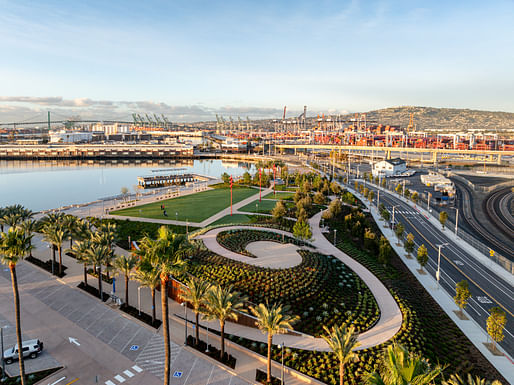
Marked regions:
[105,381,115,385]
[114,374,125,383]
[132,365,143,373]
[123,370,134,378]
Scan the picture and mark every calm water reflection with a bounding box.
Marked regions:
[0,159,254,212]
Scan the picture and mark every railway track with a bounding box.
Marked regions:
[484,187,514,239]
[454,179,514,258]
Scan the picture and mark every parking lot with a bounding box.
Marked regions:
[0,262,247,384]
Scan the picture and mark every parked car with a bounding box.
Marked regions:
[3,339,43,364]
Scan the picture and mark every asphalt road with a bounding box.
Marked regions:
[362,181,514,357]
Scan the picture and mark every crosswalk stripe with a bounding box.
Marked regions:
[132,365,143,373]
[114,375,125,383]
[123,370,134,378]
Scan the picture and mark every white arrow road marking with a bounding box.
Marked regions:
[68,337,80,346]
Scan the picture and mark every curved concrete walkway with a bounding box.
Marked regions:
[195,218,403,351]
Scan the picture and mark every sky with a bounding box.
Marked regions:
[0,0,513,122]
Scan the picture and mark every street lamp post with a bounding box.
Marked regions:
[1,327,6,382]
[377,189,380,209]
[436,243,449,288]
[454,208,459,237]
[334,229,337,246]
[205,325,210,353]
[181,302,188,345]
[427,192,431,212]
[137,287,141,316]
[278,342,285,385]
[391,205,398,229]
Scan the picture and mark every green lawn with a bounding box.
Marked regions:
[112,187,257,222]
[239,198,278,213]
[263,191,295,200]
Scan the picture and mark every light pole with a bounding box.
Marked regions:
[454,208,459,237]
[137,287,141,316]
[186,220,189,236]
[181,302,188,345]
[334,229,337,246]
[377,189,380,209]
[175,212,178,221]
[436,243,448,288]
[427,192,431,212]
[1,327,6,382]
[278,342,285,384]
[391,205,398,229]
[205,325,210,353]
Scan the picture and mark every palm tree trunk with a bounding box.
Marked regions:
[339,362,344,385]
[151,288,156,325]
[52,245,56,273]
[220,320,225,361]
[267,333,272,384]
[161,277,170,385]
[195,312,199,346]
[10,264,26,385]
[98,266,103,300]
[125,274,129,307]
[58,245,63,276]
[83,265,88,286]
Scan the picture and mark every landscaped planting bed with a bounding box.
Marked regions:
[178,246,379,337]
[319,213,505,383]
[216,229,309,257]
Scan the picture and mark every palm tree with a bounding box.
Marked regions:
[322,324,360,385]
[180,277,211,346]
[0,206,6,232]
[366,343,444,385]
[94,223,118,280]
[70,239,92,286]
[114,254,137,307]
[0,227,33,385]
[250,303,298,384]
[137,226,189,385]
[132,259,160,324]
[443,373,502,385]
[42,223,69,276]
[18,219,37,258]
[203,284,248,361]
[87,244,111,299]
[63,215,79,248]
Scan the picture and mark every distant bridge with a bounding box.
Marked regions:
[276,144,514,164]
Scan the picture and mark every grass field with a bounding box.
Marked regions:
[239,198,278,213]
[262,191,295,200]
[112,187,257,222]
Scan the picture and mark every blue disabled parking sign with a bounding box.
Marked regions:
[173,371,183,378]
[130,345,139,351]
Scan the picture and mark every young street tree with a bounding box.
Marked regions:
[454,280,471,318]
[486,307,506,353]
[404,233,415,259]
[417,244,429,273]
[439,211,448,229]
[395,222,405,245]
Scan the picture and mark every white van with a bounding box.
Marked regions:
[3,339,43,364]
